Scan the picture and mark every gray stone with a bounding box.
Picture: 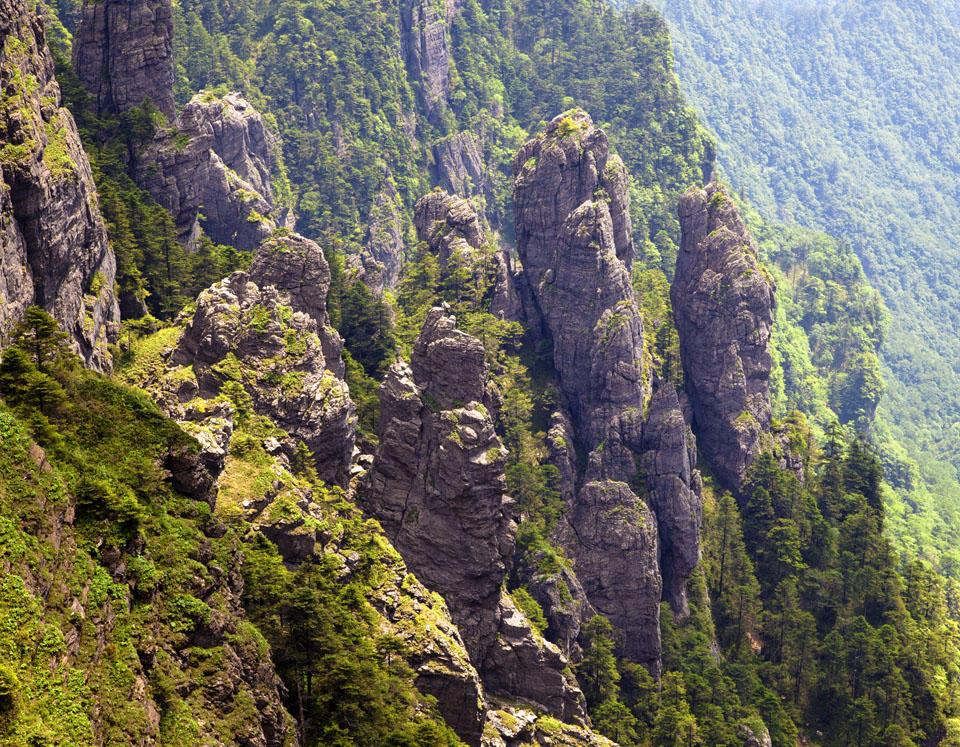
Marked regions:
[359,179,406,291]
[672,182,776,497]
[73,0,176,119]
[433,132,490,202]
[362,308,588,733]
[0,0,119,369]
[135,93,283,251]
[173,234,356,486]
[513,109,665,669]
[641,384,703,614]
[400,0,451,120]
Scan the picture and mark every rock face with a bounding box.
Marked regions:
[364,308,513,660]
[556,479,663,663]
[358,180,406,291]
[413,188,528,322]
[135,93,285,250]
[514,109,669,669]
[171,233,356,486]
[73,0,176,119]
[0,0,119,369]
[641,385,703,613]
[400,0,451,120]
[672,182,776,496]
[414,189,486,268]
[433,132,490,202]
[247,232,344,372]
[514,110,645,449]
[363,308,586,740]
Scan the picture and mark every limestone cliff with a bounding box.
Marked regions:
[0,0,119,369]
[672,182,776,496]
[124,233,355,489]
[514,110,657,669]
[357,179,406,291]
[362,308,588,742]
[135,92,288,251]
[414,189,487,268]
[513,109,706,668]
[400,0,452,122]
[73,0,176,119]
[433,132,490,203]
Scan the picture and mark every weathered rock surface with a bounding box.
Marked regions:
[481,595,585,724]
[514,109,670,670]
[357,179,406,291]
[167,234,356,486]
[248,232,344,373]
[364,308,512,660]
[641,384,703,614]
[414,189,486,267]
[433,132,490,202]
[73,0,176,119]
[556,480,662,663]
[482,703,616,747]
[414,188,527,324]
[740,723,773,747]
[514,110,646,449]
[0,0,119,369]
[672,182,776,496]
[363,308,587,736]
[135,93,284,250]
[515,521,596,663]
[400,0,451,120]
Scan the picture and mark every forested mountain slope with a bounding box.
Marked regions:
[2,0,960,744]
[656,0,960,562]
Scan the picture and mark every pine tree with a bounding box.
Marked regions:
[578,615,621,709]
[652,673,700,746]
[13,306,70,371]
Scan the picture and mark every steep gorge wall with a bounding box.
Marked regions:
[0,0,119,369]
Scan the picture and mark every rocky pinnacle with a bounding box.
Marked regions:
[672,182,776,497]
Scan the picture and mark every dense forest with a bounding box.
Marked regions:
[2,0,960,744]
[657,0,960,571]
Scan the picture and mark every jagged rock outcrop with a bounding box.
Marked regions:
[400,0,451,120]
[363,308,512,660]
[162,233,355,486]
[73,0,176,119]
[414,189,486,266]
[135,92,286,250]
[556,480,662,662]
[0,0,119,369]
[483,704,616,747]
[514,110,645,449]
[740,723,773,747]
[71,0,280,254]
[482,595,585,725]
[363,308,587,740]
[247,232,344,372]
[672,183,776,496]
[514,109,673,670]
[414,188,527,322]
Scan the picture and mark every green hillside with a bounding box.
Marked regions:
[657,0,960,568]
